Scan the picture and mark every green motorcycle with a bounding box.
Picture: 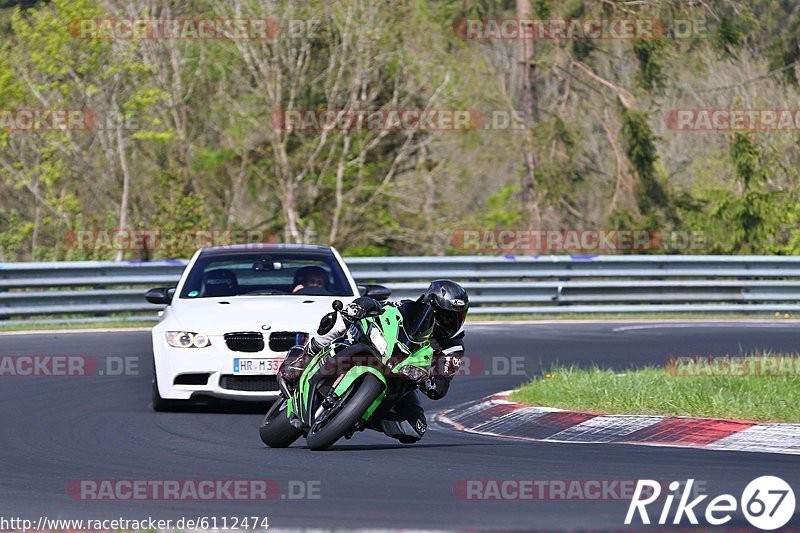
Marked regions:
[259,299,435,450]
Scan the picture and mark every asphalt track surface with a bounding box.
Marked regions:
[0,322,799,531]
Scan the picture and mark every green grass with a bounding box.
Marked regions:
[510,359,800,423]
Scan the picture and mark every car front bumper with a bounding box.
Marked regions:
[152,332,298,401]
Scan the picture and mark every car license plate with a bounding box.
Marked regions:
[233,358,281,374]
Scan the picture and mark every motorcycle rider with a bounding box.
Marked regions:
[278,280,469,443]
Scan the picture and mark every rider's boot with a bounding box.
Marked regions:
[277,345,312,397]
[378,390,427,444]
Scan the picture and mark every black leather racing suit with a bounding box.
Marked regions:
[378,323,465,443]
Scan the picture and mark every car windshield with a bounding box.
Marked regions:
[179,251,354,299]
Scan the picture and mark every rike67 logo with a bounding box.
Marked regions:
[625,477,795,530]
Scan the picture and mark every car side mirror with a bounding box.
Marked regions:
[358,284,391,301]
[145,287,175,305]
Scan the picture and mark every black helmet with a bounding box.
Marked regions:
[421,280,469,337]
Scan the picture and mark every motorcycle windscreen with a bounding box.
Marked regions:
[398,300,435,343]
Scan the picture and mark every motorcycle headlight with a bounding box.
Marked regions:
[368,326,388,357]
[166,331,212,348]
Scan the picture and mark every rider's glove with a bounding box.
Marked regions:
[341,296,380,323]
[438,354,464,377]
[432,341,465,378]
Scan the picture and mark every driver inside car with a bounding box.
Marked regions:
[292,265,327,293]
[278,280,469,443]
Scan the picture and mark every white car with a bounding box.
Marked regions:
[146,244,389,410]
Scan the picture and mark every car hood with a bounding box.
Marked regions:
[167,295,345,335]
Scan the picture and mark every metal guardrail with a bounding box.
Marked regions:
[1,256,800,320]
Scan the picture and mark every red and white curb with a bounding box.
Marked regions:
[436,391,800,455]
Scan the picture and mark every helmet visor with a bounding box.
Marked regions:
[436,308,467,337]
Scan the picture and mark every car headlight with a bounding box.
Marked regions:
[166,331,212,348]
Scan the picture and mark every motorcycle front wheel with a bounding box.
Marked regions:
[259,398,302,448]
[306,374,384,451]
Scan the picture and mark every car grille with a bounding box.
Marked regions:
[224,332,265,353]
[219,374,279,392]
[269,331,309,352]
